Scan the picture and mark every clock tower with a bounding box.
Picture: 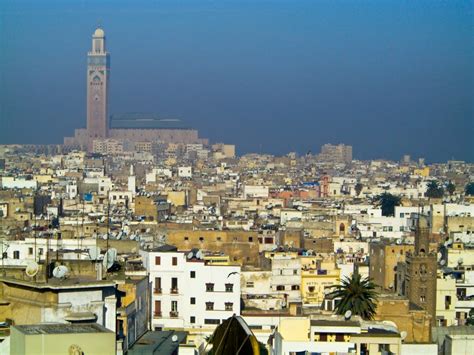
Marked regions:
[86,28,110,141]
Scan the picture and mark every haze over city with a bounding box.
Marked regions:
[1,0,472,162]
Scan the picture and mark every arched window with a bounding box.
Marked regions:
[339,223,345,233]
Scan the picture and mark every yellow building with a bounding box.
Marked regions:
[273,316,402,355]
[301,257,340,305]
[413,167,430,177]
[166,190,187,207]
[10,323,115,355]
[436,274,457,326]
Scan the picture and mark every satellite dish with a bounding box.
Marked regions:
[196,250,203,259]
[52,265,69,279]
[344,310,352,320]
[25,261,39,277]
[88,246,101,260]
[437,252,442,261]
[171,334,178,342]
[339,236,344,241]
[440,259,446,266]
[400,331,407,341]
[324,288,331,295]
[103,248,117,271]
[396,239,402,245]
[389,283,394,289]
[458,258,463,265]
[146,228,151,233]
[187,252,194,259]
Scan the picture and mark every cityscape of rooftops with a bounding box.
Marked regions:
[0,1,473,354]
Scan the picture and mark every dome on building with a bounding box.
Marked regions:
[93,28,105,37]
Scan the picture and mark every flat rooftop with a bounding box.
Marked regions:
[128,330,187,355]
[13,323,112,335]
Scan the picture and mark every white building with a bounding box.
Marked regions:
[178,166,192,178]
[140,245,240,331]
[1,176,37,190]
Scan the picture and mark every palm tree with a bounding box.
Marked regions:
[328,273,378,320]
[375,193,401,216]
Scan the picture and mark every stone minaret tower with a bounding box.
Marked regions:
[397,214,437,329]
[87,28,110,142]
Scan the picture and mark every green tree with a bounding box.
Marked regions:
[446,181,456,195]
[466,182,474,196]
[425,180,444,198]
[328,273,378,320]
[375,193,401,216]
[355,183,363,196]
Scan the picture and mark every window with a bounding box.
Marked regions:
[246,282,254,288]
[171,301,178,312]
[154,300,161,317]
[248,237,253,242]
[225,302,233,311]
[293,269,298,275]
[190,271,196,278]
[217,236,222,241]
[28,248,33,255]
[291,285,300,291]
[225,283,233,292]
[206,302,214,311]
[204,319,220,325]
[154,277,161,293]
[276,285,285,291]
[155,256,161,265]
[13,251,19,259]
[190,297,196,305]
[420,295,426,303]
[190,316,195,324]
[445,296,451,310]
[171,278,178,293]
[184,236,189,241]
[206,283,214,292]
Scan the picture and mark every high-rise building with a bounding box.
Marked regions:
[86,28,110,140]
[317,144,352,163]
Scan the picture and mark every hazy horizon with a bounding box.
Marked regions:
[0,0,472,162]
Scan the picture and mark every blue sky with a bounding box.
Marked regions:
[0,0,472,161]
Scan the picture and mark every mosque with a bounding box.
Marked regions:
[64,28,207,150]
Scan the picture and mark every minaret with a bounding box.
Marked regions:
[87,28,110,143]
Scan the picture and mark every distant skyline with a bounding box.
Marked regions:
[0,0,472,162]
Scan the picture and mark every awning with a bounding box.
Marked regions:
[64,312,97,322]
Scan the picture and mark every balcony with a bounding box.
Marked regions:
[153,311,162,318]
[169,311,179,318]
[170,288,179,294]
[154,288,162,295]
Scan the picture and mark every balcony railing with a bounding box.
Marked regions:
[170,311,179,318]
[154,288,162,294]
[170,288,179,294]
[154,311,162,318]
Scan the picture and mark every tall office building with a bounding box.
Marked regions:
[87,28,110,140]
[317,144,353,163]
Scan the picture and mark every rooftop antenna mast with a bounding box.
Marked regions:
[106,190,110,251]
